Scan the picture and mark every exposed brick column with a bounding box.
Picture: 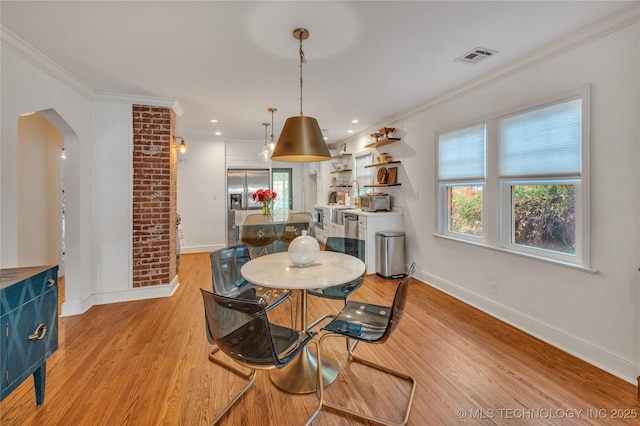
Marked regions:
[132,105,177,287]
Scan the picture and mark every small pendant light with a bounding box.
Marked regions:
[271,28,331,162]
[267,107,277,152]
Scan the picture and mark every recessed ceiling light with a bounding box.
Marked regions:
[323,136,328,140]
[210,119,218,123]
[347,130,354,134]
[351,119,359,124]
[215,131,222,136]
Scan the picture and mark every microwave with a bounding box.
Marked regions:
[359,195,390,212]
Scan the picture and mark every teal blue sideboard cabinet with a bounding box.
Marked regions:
[0,265,59,406]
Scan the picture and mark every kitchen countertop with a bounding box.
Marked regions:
[343,209,403,217]
[314,204,352,210]
[233,209,296,226]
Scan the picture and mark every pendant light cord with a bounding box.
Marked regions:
[299,34,305,116]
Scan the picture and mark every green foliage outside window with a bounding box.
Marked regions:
[449,186,483,236]
[512,184,575,254]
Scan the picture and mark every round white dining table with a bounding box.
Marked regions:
[241,251,365,394]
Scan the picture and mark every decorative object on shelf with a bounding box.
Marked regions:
[377,167,388,184]
[377,153,391,164]
[271,28,331,162]
[252,188,277,215]
[288,230,320,265]
[387,167,398,184]
[370,132,384,142]
[173,136,191,154]
[379,127,396,138]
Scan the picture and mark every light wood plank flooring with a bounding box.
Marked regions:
[1,253,638,425]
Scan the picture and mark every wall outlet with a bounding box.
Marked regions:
[491,282,499,296]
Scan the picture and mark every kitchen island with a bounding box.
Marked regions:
[232,209,297,252]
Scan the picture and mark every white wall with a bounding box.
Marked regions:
[339,21,640,383]
[91,100,133,295]
[1,45,94,316]
[16,113,63,267]
[176,140,307,254]
[177,139,226,254]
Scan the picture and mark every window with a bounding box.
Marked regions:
[499,97,583,263]
[354,151,373,195]
[436,88,589,268]
[437,123,486,241]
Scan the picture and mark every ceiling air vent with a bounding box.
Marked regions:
[455,47,498,64]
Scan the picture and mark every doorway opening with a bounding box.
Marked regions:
[272,168,293,210]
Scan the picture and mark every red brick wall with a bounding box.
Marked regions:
[132,105,177,287]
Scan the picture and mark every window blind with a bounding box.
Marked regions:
[499,98,581,178]
[437,123,486,181]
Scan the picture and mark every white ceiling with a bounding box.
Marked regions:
[1,1,636,145]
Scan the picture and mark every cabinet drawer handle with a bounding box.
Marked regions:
[47,279,56,287]
[28,323,47,340]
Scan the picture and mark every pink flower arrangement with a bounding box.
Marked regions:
[252,189,277,215]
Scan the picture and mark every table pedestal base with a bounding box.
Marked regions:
[269,346,338,394]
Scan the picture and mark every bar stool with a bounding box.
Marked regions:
[240,214,278,258]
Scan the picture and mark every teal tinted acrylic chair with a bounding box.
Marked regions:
[306,237,365,330]
[307,263,417,426]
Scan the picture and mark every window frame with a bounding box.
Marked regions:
[354,150,374,195]
[436,122,487,243]
[438,182,486,243]
[435,86,591,270]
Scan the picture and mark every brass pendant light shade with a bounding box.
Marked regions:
[272,116,331,162]
[270,27,331,163]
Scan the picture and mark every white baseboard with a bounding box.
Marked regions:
[60,275,180,317]
[179,244,224,254]
[415,269,639,385]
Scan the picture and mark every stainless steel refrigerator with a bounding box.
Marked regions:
[226,169,270,246]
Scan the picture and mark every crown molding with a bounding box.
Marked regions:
[350,3,640,141]
[1,25,182,114]
[94,91,183,116]
[1,25,95,97]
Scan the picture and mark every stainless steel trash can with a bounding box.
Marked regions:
[376,231,406,279]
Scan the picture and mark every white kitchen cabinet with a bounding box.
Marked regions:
[347,210,404,274]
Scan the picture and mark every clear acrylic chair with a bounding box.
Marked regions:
[239,213,278,258]
[307,237,366,330]
[307,263,417,426]
[281,212,316,244]
[200,289,317,424]
[209,244,293,366]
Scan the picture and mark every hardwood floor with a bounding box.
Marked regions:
[1,253,638,425]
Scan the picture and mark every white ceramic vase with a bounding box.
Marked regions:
[287,230,320,266]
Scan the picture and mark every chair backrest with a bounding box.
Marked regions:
[379,262,416,342]
[200,289,286,367]
[282,212,315,242]
[325,237,365,262]
[209,244,251,295]
[240,214,277,247]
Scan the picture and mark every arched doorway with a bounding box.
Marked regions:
[16,108,78,312]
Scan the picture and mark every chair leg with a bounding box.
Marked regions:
[307,333,417,426]
[211,368,257,425]
[209,346,253,378]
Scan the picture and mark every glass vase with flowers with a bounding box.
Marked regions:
[252,189,277,216]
